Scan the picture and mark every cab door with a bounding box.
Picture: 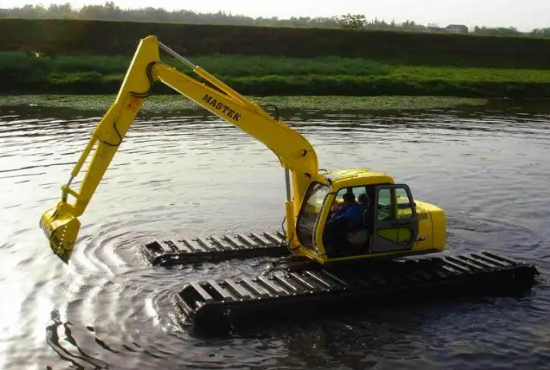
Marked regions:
[371,184,419,253]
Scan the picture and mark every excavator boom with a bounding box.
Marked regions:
[39,35,322,263]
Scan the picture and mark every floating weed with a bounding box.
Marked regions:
[0,94,488,113]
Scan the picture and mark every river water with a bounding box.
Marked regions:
[0,102,549,370]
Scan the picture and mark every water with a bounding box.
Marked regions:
[1,103,549,370]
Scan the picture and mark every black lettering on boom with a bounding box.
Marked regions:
[202,94,242,121]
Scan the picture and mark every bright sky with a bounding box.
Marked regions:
[3,0,548,31]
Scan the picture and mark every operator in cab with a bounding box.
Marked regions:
[330,193,363,228]
[323,192,371,256]
[323,193,363,252]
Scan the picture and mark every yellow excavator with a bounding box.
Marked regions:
[39,35,446,265]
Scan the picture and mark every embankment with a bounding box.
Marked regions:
[2,18,550,68]
[1,18,550,99]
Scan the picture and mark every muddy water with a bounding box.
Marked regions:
[0,104,549,370]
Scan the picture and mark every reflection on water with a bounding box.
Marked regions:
[0,102,549,370]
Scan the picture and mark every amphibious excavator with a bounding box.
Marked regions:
[39,35,445,265]
[39,36,538,331]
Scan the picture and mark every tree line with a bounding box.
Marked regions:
[1,2,549,37]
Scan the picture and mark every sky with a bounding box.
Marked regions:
[2,0,549,32]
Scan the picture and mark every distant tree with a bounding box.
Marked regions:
[531,28,550,37]
[0,3,546,38]
[336,14,367,29]
[472,26,522,37]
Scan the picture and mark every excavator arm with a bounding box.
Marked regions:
[39,35,324,263]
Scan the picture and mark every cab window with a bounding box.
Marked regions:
[333,186,370,207]
[376,188,392,220]
[396,187,414,219]
[296,182,329,249]
[376,187,415,221]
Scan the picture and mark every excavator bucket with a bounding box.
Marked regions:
[39,205,81,264]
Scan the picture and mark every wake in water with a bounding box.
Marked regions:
[46,310,110,370]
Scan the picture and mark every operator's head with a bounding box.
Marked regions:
[358,193,369,206]
[343,193,356,205]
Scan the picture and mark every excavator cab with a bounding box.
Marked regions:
[293,169,446,265]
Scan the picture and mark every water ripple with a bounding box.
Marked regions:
[0,105,549,370]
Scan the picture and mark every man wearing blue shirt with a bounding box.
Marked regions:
[323,192,370,256]
[330,193,364,231]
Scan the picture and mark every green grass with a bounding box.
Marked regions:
[0,94,488,112]
[191,55,388,77]
[1,52,550,99]
[6,52,550,82]
[0,52,388,77]
[390,65,550,83]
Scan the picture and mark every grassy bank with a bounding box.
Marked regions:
[3,18,550,69]
[2,52,550,99]
[0,95,489,113]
